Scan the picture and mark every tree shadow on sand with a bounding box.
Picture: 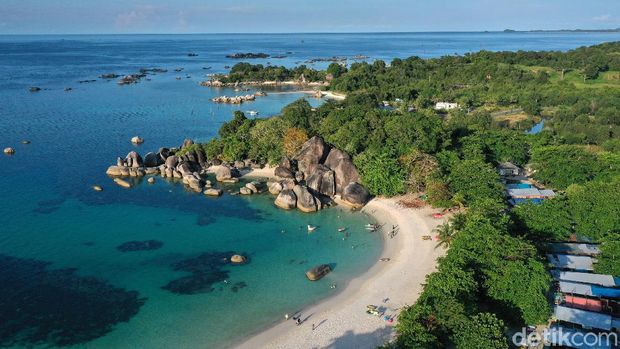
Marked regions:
[311,326,394,349]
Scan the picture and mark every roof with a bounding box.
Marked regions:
[539,189,556,197]
[498,161,519,170]
[547,254,595,271]
[554,305,612,330]
[507,187,556,198]
[559,281,593,296]
[508,188,542,197]
[553,271,618,287]
[559,281,620,299]
[548,243,601,256]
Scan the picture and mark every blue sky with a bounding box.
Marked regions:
[1,0,619,34]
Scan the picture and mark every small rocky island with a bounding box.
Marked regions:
[105,136,370,211]
[226,53,270,59]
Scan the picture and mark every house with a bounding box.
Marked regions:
[547,242,601,257]
[558,281,620,299]
[507,187,556,205]
[434,102,459,111]
[554,305,613,331]
[552,271,620,288]
[547,254,595,271]
[497,162,522,176]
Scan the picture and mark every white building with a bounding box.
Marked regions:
[434,102,459,111]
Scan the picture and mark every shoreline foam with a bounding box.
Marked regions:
[232,167,446,349]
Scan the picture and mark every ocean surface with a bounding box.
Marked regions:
[1,32,619,349]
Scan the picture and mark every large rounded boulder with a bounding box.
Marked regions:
[181,138,194,149]
[125,151,143,168]
[305,264,331,281]
[274,189,297,210]
[293,185,318,213]
[324,148,360,195]
[306,164,335,197]
[144,152,163,167]
[274,166,294,179]
[341,182,370,208]
[215,165,233,182]
[165,155,179,169]
[294,136,330,176]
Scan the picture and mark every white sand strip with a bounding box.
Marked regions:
[233,196,446,349]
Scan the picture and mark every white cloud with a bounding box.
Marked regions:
[115,5,163,29]
[592,14,611,22]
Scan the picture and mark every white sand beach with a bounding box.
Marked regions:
[233,173,446,349]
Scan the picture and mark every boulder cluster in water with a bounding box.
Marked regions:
[105,136,370,211]
[211,94,256,104]
[270,136,370,211]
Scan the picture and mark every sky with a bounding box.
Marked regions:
[1,0,619,34]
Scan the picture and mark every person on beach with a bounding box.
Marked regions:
[296,318,301,326]
[312,323,315,331]
[285,313,289,320]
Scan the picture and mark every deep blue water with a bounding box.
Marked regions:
[0,32,619,349]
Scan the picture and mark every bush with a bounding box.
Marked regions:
[354,147,406,196]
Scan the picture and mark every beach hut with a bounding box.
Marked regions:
[553,271,620,288]
[547,254,595,271]
[553,305,612,331]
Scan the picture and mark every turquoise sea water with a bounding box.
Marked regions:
[1,32,620,348]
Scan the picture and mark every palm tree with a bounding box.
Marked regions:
[434,212,467,249]
[435,222,456,249]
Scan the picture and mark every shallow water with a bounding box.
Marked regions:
[1,32,619,348]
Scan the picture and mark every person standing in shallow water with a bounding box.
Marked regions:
[284,313,289,321]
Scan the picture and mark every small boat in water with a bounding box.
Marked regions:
[307,225,317,232]
[246,110,259,116]
[338,227,346,232]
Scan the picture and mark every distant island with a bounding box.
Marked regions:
[504,27,620,33]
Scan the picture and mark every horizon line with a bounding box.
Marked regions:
[2,27,620,36]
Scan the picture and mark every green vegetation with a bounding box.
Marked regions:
[196,42,620,347]
[216,63,325,83]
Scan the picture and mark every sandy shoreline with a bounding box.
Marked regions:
[233,168,446,349]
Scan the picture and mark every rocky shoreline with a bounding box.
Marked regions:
[200,79,329,88]
[105,137,370,211]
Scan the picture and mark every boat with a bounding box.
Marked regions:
[246,110,259,116]
[338,227,346,232]
[307,225,317,232]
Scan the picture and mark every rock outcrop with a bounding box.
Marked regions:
[275,189,297,210]
[125,151,143,168]
[144,152,162,167]
[274,166,294,179]
[306,264,331,281]
[204,188,223,196]
[324,148,360,195]
[215,165,239,182]
[341,182,370,208]
[268,137,370,212]
[131,136,144,144]
[295,136,330,176]
[268,182,283,195]
[231,254,247,264]
[293,185,318,213]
